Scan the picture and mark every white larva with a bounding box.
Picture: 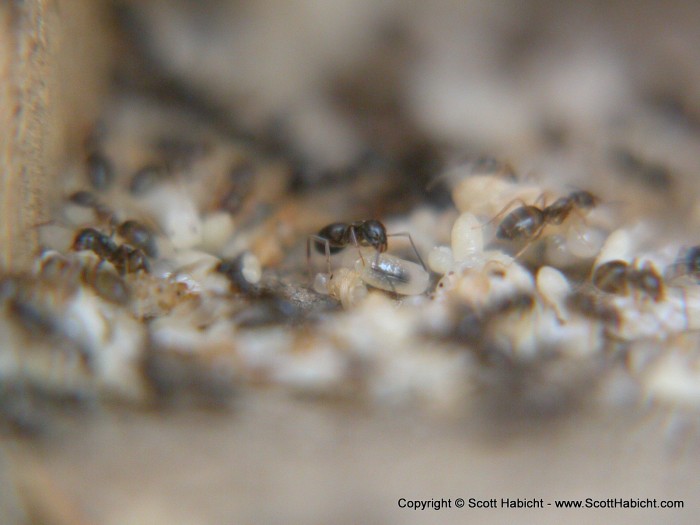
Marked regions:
[593,228,633,268]
[536,266,571,321]
[451,174,542,217]
[450,212,483,262]
[428,246,454,275]
[354,253,430,296]
[200,211,236,252]
[314,268,367,309]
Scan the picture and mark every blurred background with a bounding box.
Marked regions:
[2,1,700,523]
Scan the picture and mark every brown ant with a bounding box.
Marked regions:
[592,259,664,302]
[72,227,149,275]
[664,245,700,282]
[36,250,130,305]
[307,220,426,276]
[494,190,598,258]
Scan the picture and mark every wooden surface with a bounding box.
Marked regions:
[0,1,112,270]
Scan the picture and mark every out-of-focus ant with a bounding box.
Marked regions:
[664,245,700,282]
[592,259,664,302]
[72,227,150,275]
[492,190,599,258]
[307,219,426,276]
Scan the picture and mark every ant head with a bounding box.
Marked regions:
[361,220,388,252]
[571,190,598,209]
[73,228,103,251]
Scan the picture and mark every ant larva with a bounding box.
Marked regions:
[493,190,599,258]
[72,227,150,275]
[314,251,430,304]
[307,219,426,276]
[592,259,664,302]
[354,252,430,296]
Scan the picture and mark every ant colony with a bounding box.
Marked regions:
[4,98,700,423]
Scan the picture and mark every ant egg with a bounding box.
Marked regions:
[428,246,454,274]
[450,212,483,262]
[566,224,606,259]
[313,273,330,294]
[354,253,430,295]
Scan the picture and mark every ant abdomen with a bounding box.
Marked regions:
[496,206,544,241]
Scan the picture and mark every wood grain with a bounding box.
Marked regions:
[0,1,113,270]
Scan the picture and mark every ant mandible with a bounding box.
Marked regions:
[493,190,598,258]
[307,219,426,277]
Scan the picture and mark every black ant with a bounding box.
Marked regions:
[493,190,598,258]
[72,227,149,275]
[592,259,664,302]
[307,220,426,276]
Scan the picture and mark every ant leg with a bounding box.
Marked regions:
[512,224,546,260]
[349,226,366,266]
[533,192,548,209]
[387,232,427,271]
[307,235,333,280]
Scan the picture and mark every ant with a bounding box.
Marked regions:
[493,190,598,258]
[72,227,150,275]
[592,259,664,302]
[664,245,700,282]
[307,220,426,277]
